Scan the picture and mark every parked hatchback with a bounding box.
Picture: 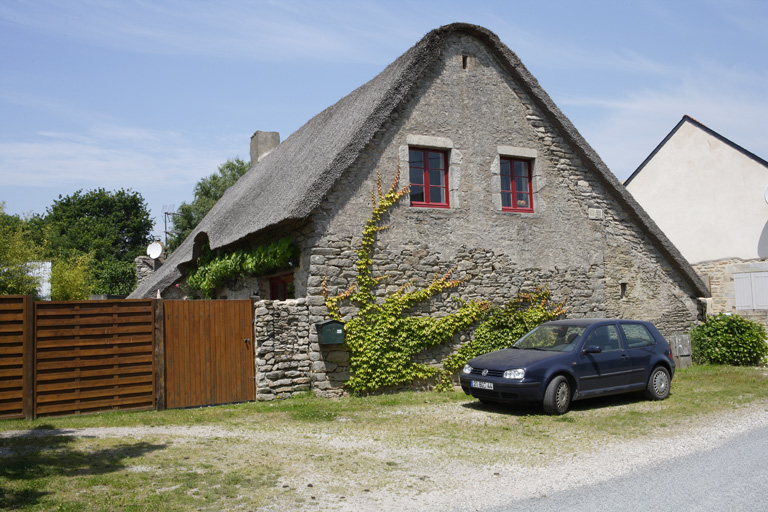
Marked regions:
[459,318,675,414]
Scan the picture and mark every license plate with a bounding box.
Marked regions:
[471,380,493,390]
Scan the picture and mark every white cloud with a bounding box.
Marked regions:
[0,125,235,189]
[0,0,415,64]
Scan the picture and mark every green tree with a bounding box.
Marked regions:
[167,158,249,250]
[50,252,93,300]
[0,202,43,296]
[43,188,153,295]
[44,188,153,263]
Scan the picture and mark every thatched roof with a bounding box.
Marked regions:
[130,23,709,299]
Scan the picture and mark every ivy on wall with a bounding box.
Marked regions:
[324,170,491,393]
[187,237,298,298]
[442,288,566,374]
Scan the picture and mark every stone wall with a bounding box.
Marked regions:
[694,258,768,328]
[253,298,349,399]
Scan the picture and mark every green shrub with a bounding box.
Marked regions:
[690,313,768,366]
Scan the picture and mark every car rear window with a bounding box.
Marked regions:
[620,323,656,348]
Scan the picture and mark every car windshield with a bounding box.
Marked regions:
[512,324,587,352]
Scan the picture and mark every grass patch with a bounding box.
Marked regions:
[1,365,766,510]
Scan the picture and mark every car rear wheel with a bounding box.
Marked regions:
[542,375,571,415]
[645,366,671,400]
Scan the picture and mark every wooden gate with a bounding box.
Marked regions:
[163,300,255,408]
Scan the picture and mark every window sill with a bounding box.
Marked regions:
[410,202,450,209]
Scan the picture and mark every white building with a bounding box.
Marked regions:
[625,115,768,319]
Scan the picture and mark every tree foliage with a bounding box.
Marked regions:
[0,202,43,296]
[167,158,250,251]
[42,188,152,296]
[44,188,153,264]
[691,313,768,366]
[50,252,93,300]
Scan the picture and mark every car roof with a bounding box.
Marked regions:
[543,318,651,327]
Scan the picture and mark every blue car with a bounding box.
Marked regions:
[459,318,675,415]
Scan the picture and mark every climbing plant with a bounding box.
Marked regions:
[187,237,298,298]
[324,169,491,394]
[443,288,566,374]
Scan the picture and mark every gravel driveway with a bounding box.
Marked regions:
[3,400,767,511]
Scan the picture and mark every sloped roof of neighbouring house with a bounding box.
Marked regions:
[624,115,768,186]
[129,23,709,299]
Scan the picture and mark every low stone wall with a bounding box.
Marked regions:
[253,298,349,399]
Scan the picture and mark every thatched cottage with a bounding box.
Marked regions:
[130,23,708,398]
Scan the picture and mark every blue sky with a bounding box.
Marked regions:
[1,0,767,239]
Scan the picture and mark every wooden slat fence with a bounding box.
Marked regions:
[34,299,156,417]
[0,295,33,419]
[0,296,259,420]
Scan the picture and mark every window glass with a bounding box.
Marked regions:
[620,323,656,348]
[409,147,448,207]
[428,151,444,170]
[584,325,622,352]
[409,167,424,185]
[430,186,445,203]
[512,324,586,352]
[500,157,533,212]
[500,174,512,192]
[409,150,424,167]
[429,168,444,187]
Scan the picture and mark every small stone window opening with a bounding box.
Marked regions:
[620,283,627,300]
[462,55,468,69]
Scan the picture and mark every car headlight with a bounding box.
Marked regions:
[462,364,473,374]
[503,368,525,380]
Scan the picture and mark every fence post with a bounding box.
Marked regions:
[22,295,35,420]
[153,299,166,411]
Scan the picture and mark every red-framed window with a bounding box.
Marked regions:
[269,274,294,301]
[500,157,533,212]
[409,148,449,208]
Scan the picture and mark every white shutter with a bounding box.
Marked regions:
[752,272,768,310]
[734,273,753,309]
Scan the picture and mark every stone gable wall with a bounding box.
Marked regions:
[212,33,705,399]
[291,33,703,396]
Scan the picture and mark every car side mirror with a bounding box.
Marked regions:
[583,345,602,354]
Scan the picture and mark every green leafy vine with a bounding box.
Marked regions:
[324,169,491,393]
[443,288,566,374]
[187,237,298,298]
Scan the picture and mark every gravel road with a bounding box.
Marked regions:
[3,401,767,511]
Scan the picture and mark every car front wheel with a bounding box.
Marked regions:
[542,375,571,415]
[645,366,671,400]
